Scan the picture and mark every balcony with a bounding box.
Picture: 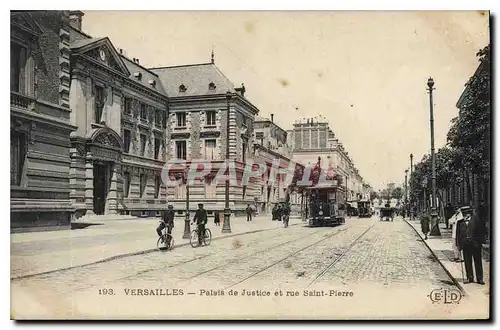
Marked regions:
[11,91,35,110]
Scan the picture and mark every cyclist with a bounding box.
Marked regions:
[192,203,208,246]
[156,205,175,244]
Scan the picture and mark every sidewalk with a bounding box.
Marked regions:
[11,215,303,279]
[405,218,490,301]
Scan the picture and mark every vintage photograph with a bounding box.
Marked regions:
[10,10,490,319]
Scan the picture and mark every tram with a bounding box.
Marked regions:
[305,183,346,227]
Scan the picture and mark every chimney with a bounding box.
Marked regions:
[69,11,84,31]
[270,113,274,123]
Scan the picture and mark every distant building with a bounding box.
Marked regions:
[287,117,367,201]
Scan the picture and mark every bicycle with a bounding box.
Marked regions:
[156,221,175,251]
[189,223,212,247]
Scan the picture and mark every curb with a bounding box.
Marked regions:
[11,222,301,281]
[403,219,466,297]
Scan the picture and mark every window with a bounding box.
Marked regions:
[11,42,26,93]
[94,85,105,124]
[206,111,216,126]
[176,113,186,127]
[10,130,26,186]
[123,172,131,197]
[242,186,247,199]
[242,140,247,163]
[140,174,147,197]
[140,103,147,121]
[179,84,187,92]
[154,137,161,160]
[208,82,216,90]
[123,129,131,153]
[154,175,161,199]
[155,110,162,127]
[124,97,132,114]
[162,111,167,129]
[204,139,217,160]
[140,134,147,156]
[205,181,217,198]
[176,140,187,160]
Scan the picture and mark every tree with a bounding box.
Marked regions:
[370,191,379,201]
[391,187,404,200]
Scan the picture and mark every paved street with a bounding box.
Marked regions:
[11,216,487,320]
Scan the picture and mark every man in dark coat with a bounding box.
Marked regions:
[193,203,208,246]
[456,208,486,284]
[246,204,253,222]
[214,211,220,226]
[445,203,454,229]
[156,205,175,245]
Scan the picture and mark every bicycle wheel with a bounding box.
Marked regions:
[203,228,212,246]
[157,233,173,251]
[190,230,199,248]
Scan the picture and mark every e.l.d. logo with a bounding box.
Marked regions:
[428,288,463,304]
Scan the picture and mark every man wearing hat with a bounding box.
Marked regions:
[193,203,208,246]
[157,205,175,245]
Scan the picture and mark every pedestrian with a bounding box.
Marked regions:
[445,203,454,229]
[449,207,464,262]
[456,207,486,285]
[246,204,253,222]
[272,204,278,221]
[214,211,220,226]
[193,203,208,246]
[420,214,430,240]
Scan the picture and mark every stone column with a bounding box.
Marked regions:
[84,154,94,214]
[106,163,119,215]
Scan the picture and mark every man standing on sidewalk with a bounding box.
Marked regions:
[456,208,486,285]
[246,204,253,222]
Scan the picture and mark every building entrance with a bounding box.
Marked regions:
[93,162,110,215]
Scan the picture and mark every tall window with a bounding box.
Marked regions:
[11,42,26,93]
[154,137,161,160]
[206,111,216,126]
[242,140,247,163]
[154,175,161,199]
[140,103,148,121]
[204,139,216,160]
[176,140,187,160]
[140,134,147,157]
[162,111,167,129]
[155,110,162,127]
[140,174,147,197]
[124,97,132,114]
[175,184,186,198]
[123,172,131,197]
[176,113,186,127]
[94,85,105,123]
[10,130,26,186]
[123,129,131,153]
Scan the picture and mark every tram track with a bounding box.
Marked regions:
[308,222,376,286]
[180,224,353,283]
[224,225,355,290]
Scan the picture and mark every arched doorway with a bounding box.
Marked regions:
[85,127,123,215]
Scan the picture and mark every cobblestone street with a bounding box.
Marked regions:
[11,216,487,319]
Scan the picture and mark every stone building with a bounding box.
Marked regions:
[150,58,259,216]
[287,117,367,201]
[10,11,76,231]
[251,115,302,214]
[67,11,169,219]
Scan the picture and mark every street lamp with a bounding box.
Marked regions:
[221,91,232,233]
[405,169,408,210]
[427,77,440,236]
[410,153,413,219]
[182,176,191,239]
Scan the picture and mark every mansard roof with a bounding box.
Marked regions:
[150,63,237,97]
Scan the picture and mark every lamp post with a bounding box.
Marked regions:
[182,179,191,239]
[427,77,440,236]
[410,153,413,219]
[221,91,232,233]
[405,169,408,213]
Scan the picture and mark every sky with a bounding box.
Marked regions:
[81,11,489,191]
